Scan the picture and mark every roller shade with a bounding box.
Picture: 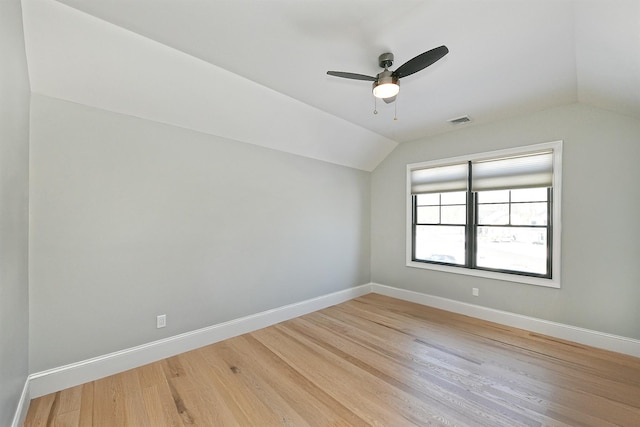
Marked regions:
[471,151,553,192]
[411,163,468,194]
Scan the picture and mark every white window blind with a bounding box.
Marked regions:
[471,151,553,192]
[410,163,468,194]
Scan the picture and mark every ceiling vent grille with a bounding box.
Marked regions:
[448,115,471,125]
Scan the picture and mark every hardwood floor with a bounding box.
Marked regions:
[25,294,640,426]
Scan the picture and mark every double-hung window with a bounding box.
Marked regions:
[407,141,562,288]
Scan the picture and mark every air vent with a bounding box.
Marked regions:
[448,115,471,125]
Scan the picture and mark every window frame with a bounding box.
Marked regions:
[406,141,562,289]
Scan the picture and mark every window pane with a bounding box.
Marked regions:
[414,225,465,265]
[476,190,509,204]
[477,203,509,225]
[416,193,440,206]
[417,206,439,224]
[512,202,548,225]
[441,191,466,205]
[441,205,466,224]
[511,187,547,203]
[476,226,547,274]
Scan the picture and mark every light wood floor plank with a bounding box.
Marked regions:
[237,334,370,426]
[140,385,181,427]
[253,325,420,426]
[92,373,126,427]
[24,294,640,426]
[24,393,56,427]
[77,382,93,426]
[296,314,548,426]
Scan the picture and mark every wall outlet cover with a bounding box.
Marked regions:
[156,314,167,328]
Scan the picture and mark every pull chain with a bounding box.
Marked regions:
[394,97,398,121]
[372,96,399,120]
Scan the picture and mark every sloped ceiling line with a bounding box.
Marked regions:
[21,0,397,171]
[21,0,640,170]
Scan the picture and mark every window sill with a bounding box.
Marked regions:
[406,260,560,289]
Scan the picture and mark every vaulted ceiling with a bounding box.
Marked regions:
[21,0,640,171]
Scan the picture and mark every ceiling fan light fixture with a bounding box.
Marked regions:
[373,82,400,99]
[372,71,399,99]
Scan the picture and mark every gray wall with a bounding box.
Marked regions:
[0,0,30,424]
[29,94,371,372]
[372,103,640,340]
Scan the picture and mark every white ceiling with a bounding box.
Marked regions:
[20,0,640,171]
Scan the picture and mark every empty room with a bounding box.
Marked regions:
[2,0,640,426]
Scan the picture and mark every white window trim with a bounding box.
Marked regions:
[406,141,562,289]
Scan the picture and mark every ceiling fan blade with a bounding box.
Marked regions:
[382,95,397,104]
[327,71,377,81]
[393,45,449,79]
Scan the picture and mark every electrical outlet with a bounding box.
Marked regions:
[157,314,167,329]
[472,288,479,297]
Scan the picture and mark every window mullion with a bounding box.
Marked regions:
[508,191,512,225]
[412,195,417,261]
[466,161,475,268]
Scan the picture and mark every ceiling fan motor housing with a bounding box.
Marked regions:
[378,52,394,69]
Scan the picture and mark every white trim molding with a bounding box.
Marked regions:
[10,379,30,427]
[24,282,640,403]
[28,284,371,398]
[371,283,640,358]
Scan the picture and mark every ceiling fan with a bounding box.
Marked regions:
[327,45,449,104]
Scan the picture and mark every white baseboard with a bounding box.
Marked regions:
[370,283,640,358]
[26,281,640,401]
[10,379,30,427]
[28,284,371,398]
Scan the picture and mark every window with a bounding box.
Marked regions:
[407,142,562,288]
